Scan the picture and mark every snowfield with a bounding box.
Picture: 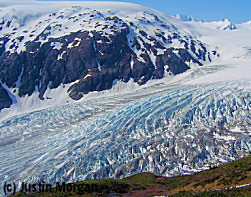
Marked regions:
[0,1,250,195]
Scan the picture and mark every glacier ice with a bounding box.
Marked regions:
[0,80,250,194]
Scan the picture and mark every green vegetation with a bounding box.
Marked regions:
[12,156,251,197]
[171,186,251,197]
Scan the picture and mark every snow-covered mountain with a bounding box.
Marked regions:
[206,18,237,30]
[172,14,237,30]
[173,14,197,22]
[0,1,250,196]
[0,1,217,115]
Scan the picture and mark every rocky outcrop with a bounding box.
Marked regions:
[0,84,12,110]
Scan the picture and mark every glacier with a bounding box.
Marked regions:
[0,78,250,193]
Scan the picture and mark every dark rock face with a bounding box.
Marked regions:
[0,52,24,88]
[0,84,12,110]
[0,13,216,109]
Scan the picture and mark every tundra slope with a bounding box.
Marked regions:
[0,1,251,196]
